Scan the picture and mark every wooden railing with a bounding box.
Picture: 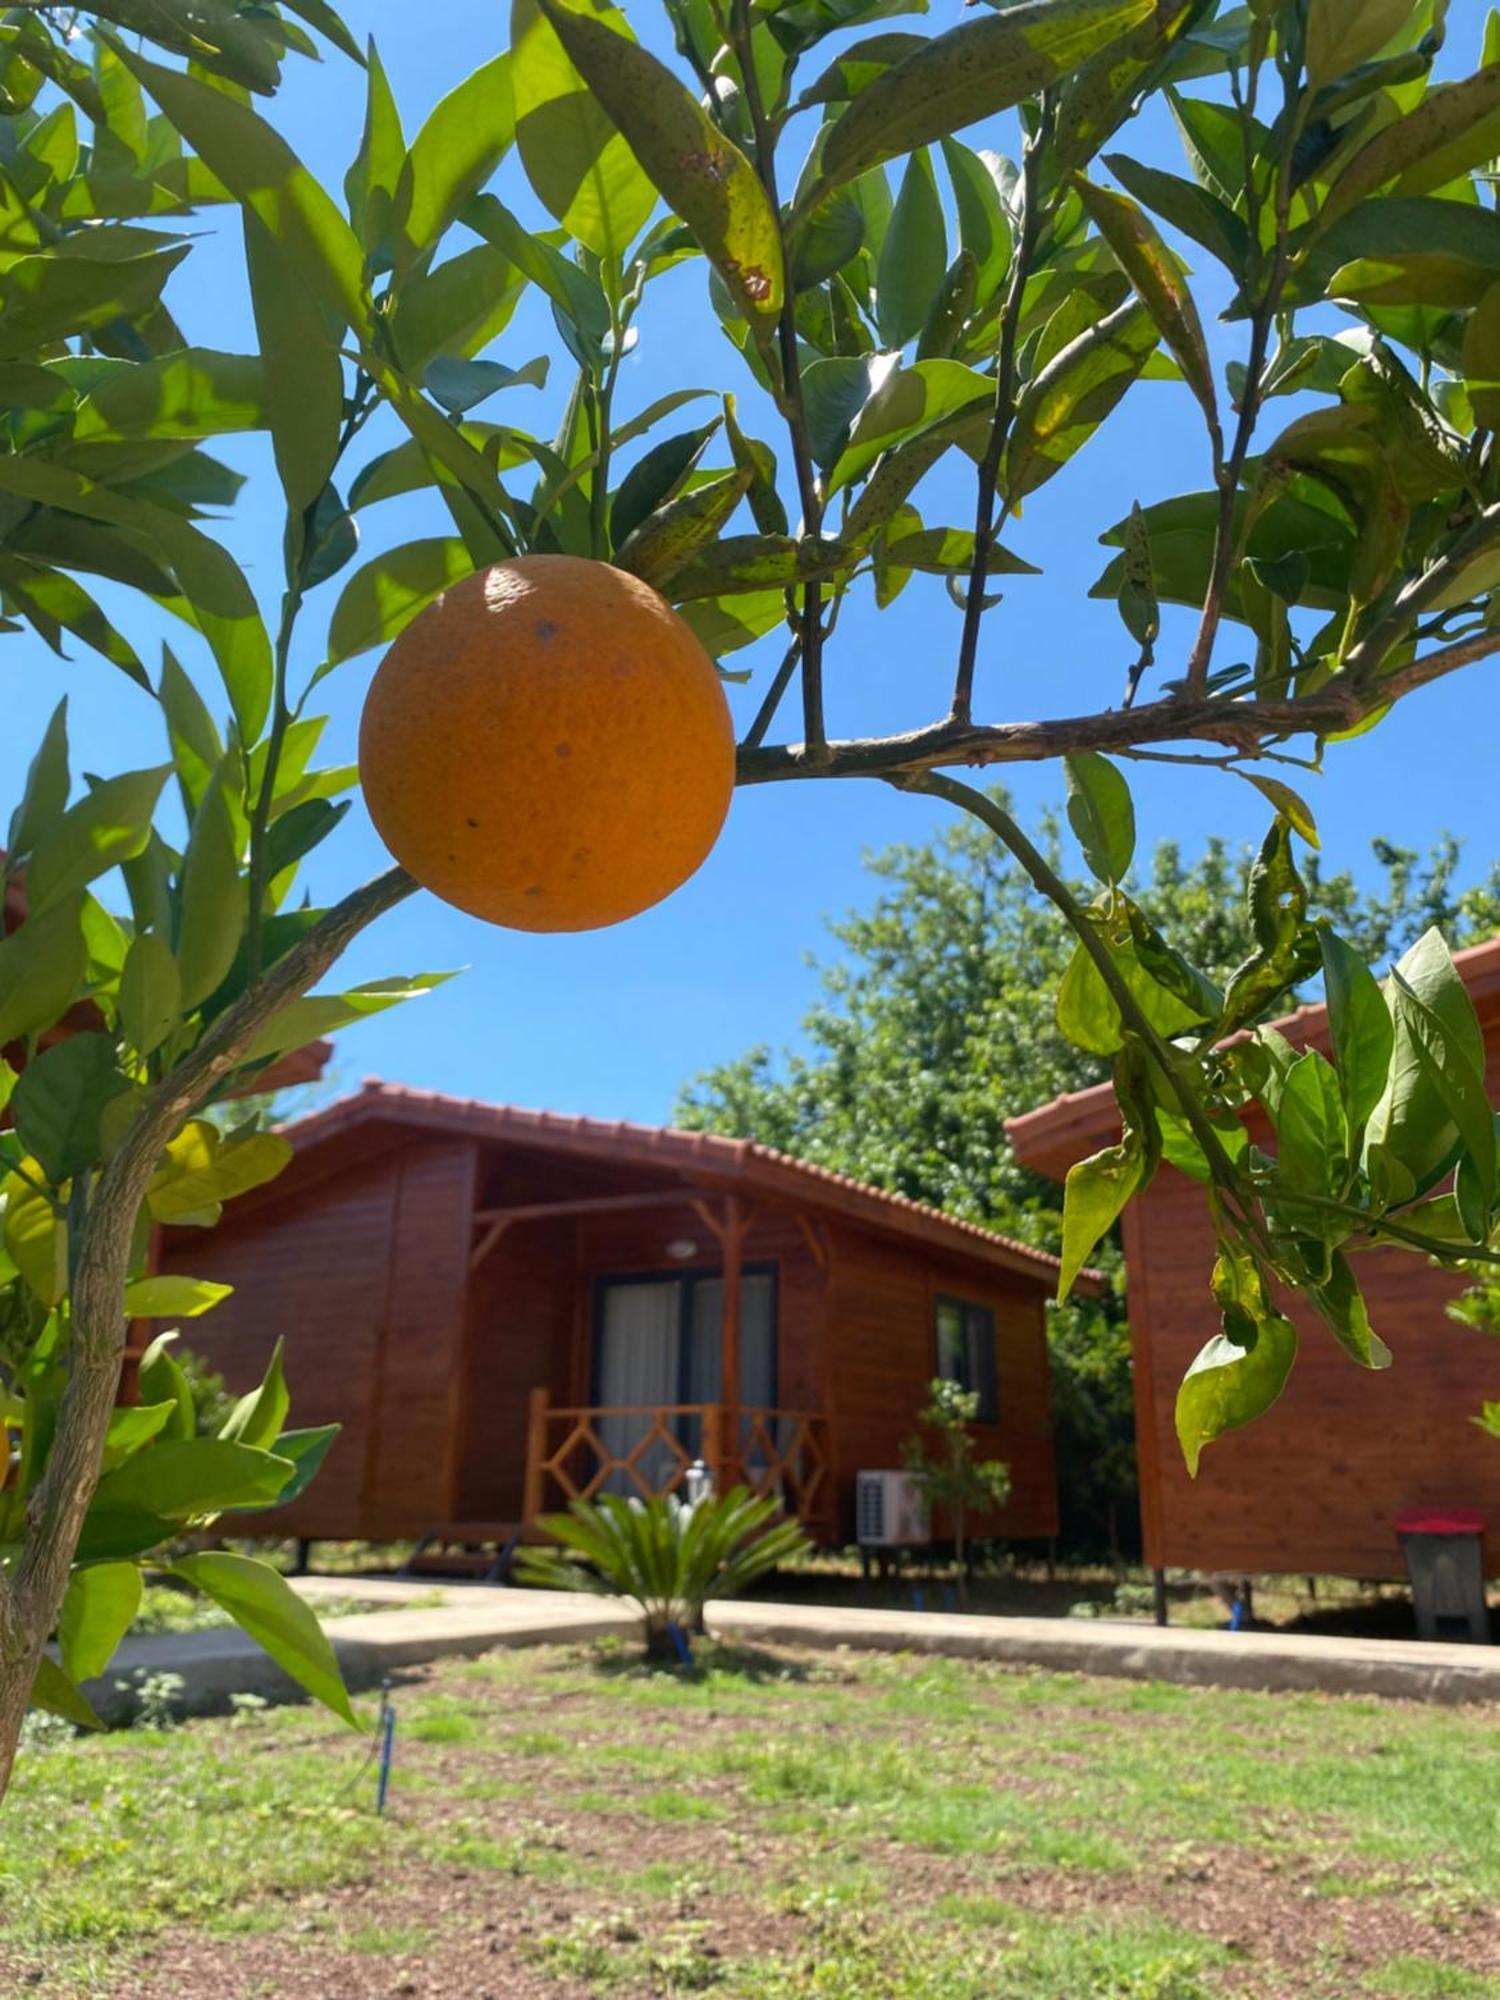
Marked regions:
[523,1391,832,1534]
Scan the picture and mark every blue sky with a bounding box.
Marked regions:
[5,1,1496,1123]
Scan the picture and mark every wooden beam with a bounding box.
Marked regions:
[468,1187,722,1271]
[718,1195,747,1490]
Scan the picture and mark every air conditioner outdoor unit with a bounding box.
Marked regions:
[856,1470,929,1548]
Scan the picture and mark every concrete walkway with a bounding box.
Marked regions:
[87,1584,636,1722]
[87,1581,1500,1719]
[709,1600,1500,1704]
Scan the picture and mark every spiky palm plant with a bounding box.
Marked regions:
[515,1487,809,1660]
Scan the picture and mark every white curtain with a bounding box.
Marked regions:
[687,1275,777,1477]
[596,1281,681,1494]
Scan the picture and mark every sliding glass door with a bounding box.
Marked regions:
[594,1270,777,1493]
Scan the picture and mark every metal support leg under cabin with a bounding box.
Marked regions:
[294,1538,314,1576]
[1152,1567,1168,1626]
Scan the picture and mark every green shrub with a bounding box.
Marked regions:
[516,1488,809,1661]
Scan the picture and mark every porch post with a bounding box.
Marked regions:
[523,1386,549,1526]
[718,1197,746,1489]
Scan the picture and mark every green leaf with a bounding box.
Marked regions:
[29,1653,104,1731]
[1273,1050,1345,1209]
[1365,927,1485,1204]
[254,1424,340,1509]
[24,765,169,918]
[7,697,69,862]
[345,38,404,257]
[218,1338,290,1453]
[176,762,244,1014]
[1319,927,1393,1145]
[59,1562,142,1683]
[1064,751,1135,886]
[91,1438,293,1520]
[159,649,223,813]
[614,467,752,588]
[1463,280,1500,431]
[390,244,525,372]
[1056,904,1219,1056]
[422,353,548,415]
[74,1506,181,1565]
[534,0,783,332]
[0,457,273,743]
[876,150,947,348]
[1006,299,1157,501]
[1104,153,1249,277]
[68,347,266,445]
[941,139,1012,305]
[1390,968,1497,1240]
[798,31,929,108]
[1290,198,1500,312]
[1239,774,1318,848]
[1307,1252,1392,1370]
[0,895,86,1050]
[4,1170,66,1307]
[464,194,612,365]
[100,1401,176,1473]
[676,588,787,659]
[1116,498,1158,649]
[138,1330,195,1443]
[1175,1311,1296,1476]
[1074,175,1215,430]
[610,422,718,551]
[172,1551,357,1727]
[325,538,473,666]
[12,1033,126,1183]
[1321,63,1500,227]
[0,560,149,691]
[280,0,366,64]
[395,52,515,272]
[146,1122,293,1224]
[244,213,344,524]
[802,0,1153,203]
[123,1275,233,1318]
[1059,1133,1146,1300]
[1304,0,1411,89]
[827,358,992,492]
[114,44,369,333]
[513,0,654,262]
[264,798,349,880]
[243,973,449,1064]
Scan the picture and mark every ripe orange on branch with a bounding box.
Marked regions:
[359,556,736,932]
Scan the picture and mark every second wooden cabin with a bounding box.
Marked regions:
[159,1081,1078,1559]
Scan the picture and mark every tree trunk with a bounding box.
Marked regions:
[0,867,412,1802]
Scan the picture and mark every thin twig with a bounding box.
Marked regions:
[742,633,803,751]
[950,112,1049,728]
[1182,44,1298,699]
[729,0,827,762]
[736,626,1500,784]
[901,772,1265,1241]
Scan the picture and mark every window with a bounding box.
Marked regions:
[934,1295,999,1423]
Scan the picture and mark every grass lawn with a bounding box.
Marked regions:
[3,1640,1499,1999]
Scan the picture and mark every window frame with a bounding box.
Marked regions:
[932,1292,1000,1424]
[591,1262,780,1407]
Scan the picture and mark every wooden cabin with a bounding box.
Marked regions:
[161,1080,1076,1556]
[1007,936,1500,1588]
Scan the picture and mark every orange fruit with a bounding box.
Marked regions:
[358,556,736,932]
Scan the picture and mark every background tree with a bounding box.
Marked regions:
[681,813,1500,1555]
[6,0,1500,1798]
[900,1377,1013,1606]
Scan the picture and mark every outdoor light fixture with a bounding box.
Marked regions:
[666,1238,698,1261]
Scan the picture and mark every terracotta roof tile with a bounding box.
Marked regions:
[283,1079,1084,1291]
